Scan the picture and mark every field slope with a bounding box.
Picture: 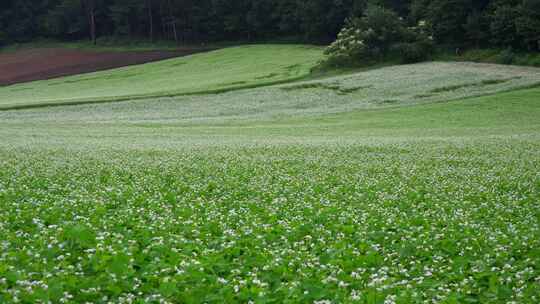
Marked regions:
[0,44,323,109]
[0,58,540,303]
[0,47,212,86]
[1,61,537,123]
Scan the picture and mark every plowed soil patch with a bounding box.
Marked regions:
[0,48,210,86]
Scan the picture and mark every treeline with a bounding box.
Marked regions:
[0,0,539,51]
[0,0,364,45]
[410,0,540,51]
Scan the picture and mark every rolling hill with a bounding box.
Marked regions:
[1,44,540,303]
[0,44,324,109]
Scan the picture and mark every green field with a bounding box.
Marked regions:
[1,46,540,303]
[2,61,538,121]
[0,45,323,109]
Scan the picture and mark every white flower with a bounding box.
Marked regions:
[351,290,362,300]
[384,295,397,304]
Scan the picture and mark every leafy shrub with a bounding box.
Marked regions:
[323,6,434,66]
[496,48,516,65]
[395,20,434,63]
[323,6,405,66]
[393,41,432,63]
[513,53,540,67]
[323,24,367,67]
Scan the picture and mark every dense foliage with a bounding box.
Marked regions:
[2,140,540,303]
[0,0,539,51]
[324,0,540,65]
[0,0,365,44]
[324,6,434,65]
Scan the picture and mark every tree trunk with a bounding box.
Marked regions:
[166,0,178,44]
[82,0,97,45]
[160,3,166,39]
[182,10,188,44]
[90,8,96,45]
[147,0,154,42]
[172,21,178,44]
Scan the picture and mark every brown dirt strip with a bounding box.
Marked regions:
[0,47,213,86]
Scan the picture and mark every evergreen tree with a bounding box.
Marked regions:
[516,0,540,50]
[425,0,473,45]
[490,4,520,47]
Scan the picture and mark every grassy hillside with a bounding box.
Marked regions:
[1,46,540,303]
[0,44,323,109]
[2,86,540,143]
[2,61,537,122]
[1,87,540,303]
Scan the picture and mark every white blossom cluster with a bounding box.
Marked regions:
[0,59,539,303]
[0,62,538,125]
[0,136,539,303]
[325,25,367,60]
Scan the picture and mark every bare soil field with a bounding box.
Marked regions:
[0,47,211,86]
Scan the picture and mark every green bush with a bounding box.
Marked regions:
[513,53,540,67]
[393,40,433,63]
[323,23,367,66]
[496,48,516,65]
[323,6,434,66]
[323,6,405,66]
[396,20,434,63]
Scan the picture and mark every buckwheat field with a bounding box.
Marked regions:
[1,62,540,303]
